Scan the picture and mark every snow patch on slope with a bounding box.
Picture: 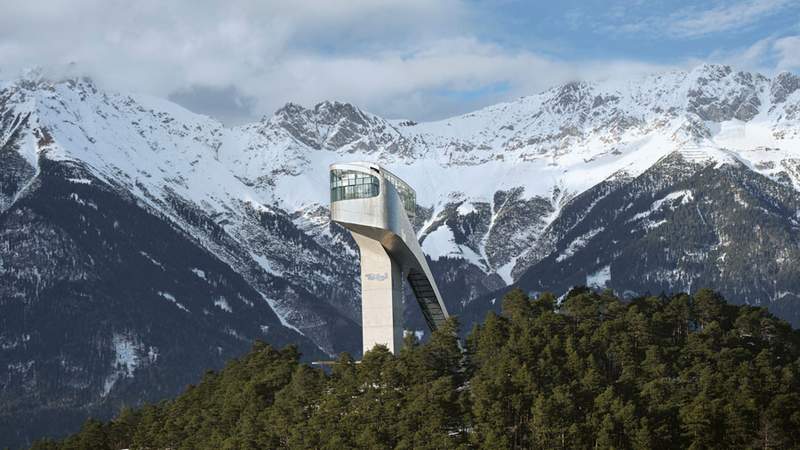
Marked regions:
[556,228,603,262]
[587,265,611,289]
[214,297,232,313]
[422,225,484,267]
[158,291,189,312]
[102,333,140,396]
[631,190,694,222]
[258,293,306,337]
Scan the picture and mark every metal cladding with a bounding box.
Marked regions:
[330,161,450,355]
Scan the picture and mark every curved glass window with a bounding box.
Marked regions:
[382,169,416,219]
[330,169,379,203]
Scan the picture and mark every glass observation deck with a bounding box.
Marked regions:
[329,166,416,218]
[330,169,380,202]
[381,168,416,219]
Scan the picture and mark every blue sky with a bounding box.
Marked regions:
[2,0,799,123]
[478,0,798,64]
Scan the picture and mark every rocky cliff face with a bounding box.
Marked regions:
[460,153,800,326]
[0,158,328,446]
[1,64,799,446]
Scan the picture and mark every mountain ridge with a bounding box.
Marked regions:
[2,63,800,447]
[2,62,799,344]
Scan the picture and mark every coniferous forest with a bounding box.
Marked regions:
[32,288,800,450]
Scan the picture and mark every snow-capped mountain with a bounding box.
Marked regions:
[1,63,799,446]
[250,64,799,281]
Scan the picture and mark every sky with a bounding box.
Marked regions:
[1,0,799,124]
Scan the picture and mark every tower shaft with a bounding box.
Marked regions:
[351,233,404,355]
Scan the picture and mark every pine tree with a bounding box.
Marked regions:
[36,288,800,450]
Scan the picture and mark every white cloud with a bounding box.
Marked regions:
[234,38,673,121]
[0,0,466,92]
[703,33,800,74]
[609,0,794,40]
[705,36,777,72]
[0,0,673,122]
[0,0,793,124]
[667,0,792,38]
[774,36,800,70]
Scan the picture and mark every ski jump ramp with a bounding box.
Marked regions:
[330,162,450,355]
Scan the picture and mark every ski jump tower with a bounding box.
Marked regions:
[330,162,450,355]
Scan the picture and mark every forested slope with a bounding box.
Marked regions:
[33,288,800,449]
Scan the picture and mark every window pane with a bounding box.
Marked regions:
[330,169,380,203]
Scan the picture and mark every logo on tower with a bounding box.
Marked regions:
[366,272,388,281]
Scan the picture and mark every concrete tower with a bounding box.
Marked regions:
[330,162,449,355]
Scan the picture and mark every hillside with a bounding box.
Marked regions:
[33,289,800,450]
[1,63,800,446]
